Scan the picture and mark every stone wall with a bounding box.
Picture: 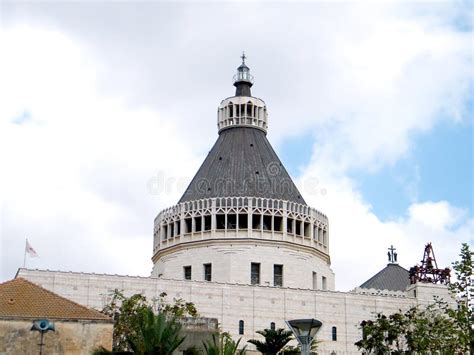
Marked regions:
[179,317,219,354]
[0,318,112,355]
[153,240,335,290]
[17,269,454,354]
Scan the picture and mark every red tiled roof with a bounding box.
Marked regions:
[0,278,111,321]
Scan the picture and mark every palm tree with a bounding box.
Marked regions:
[248,328,293,355]
[203,332,246,355]
[127,308,185,355]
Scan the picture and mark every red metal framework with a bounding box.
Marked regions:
[409,243,450,285]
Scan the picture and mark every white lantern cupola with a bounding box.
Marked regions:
[233,52,254,96]
[217,53,268,134]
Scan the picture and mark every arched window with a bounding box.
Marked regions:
[270,322,275,330]
[332,326,337,341]
[247,102,253,117]
[239,320,244,335]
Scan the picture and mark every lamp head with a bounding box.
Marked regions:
[31,319,55,333]
[286,319,322,344]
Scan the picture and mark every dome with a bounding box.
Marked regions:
[179,127,306,204]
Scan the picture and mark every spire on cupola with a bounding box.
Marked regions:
[233,52,253,97]
[217,53,268,134]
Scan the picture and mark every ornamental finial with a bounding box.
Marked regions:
[233,52,253,96]
[387,245,398,264]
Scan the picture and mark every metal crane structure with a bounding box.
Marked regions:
[409,242,450,285]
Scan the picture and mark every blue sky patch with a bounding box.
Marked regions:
[352,120,473,220]
[278,132,314,177]
[12,110,32,125]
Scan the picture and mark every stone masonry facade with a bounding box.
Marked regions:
[17,269,453,354]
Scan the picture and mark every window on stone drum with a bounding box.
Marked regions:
[204,263,212,281]
[252,214,261,229]
[239,320,244,335]
[175,221,180,236]
[274,216,283,232]
[322,276,327,291]
[262,215,271,230]
[274,264,283,286]
[204,215,212,231]
[270,322,275,330]
[227,214,237,229]
[332,326,337,341]
[163,225,168,240]
[295,220,301,236]
[184,266,191,280]
[238,214,248,229]
[184,218,192,233]
[251,263,260,285]
[312,272,317,290]
[304,222,310,237]
[286,218,294,234]
[216,214,225,229]
[194,217,202,232]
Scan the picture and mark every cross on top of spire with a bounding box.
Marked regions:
[241,51,246,65]
[387,245,398,264]
[233,52,254,95]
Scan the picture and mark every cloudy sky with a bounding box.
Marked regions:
[0,1,472,290]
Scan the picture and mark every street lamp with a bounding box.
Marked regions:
[286,318,322,355]
[31,319,55,355]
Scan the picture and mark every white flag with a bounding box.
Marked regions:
[26,239,38,257]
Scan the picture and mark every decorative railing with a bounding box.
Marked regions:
[153,196,329,255]
[217,96,268,133]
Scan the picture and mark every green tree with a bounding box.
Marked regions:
[355,243,473,353]
[203,332,246,355]
[126,308,185,355]
[447,242,473,352]
[101,289,198,352]
[248,328,293,355]
[280,338,319,355]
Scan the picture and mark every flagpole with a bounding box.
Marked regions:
[23,238,27,268]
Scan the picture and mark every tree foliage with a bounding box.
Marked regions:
[203,332,246,355]
[280,338,319,355]
[101,289,198,352]
[126,307,185,354]
[355,243,473,353]
[448,242,474,353]
[248,328,293,355]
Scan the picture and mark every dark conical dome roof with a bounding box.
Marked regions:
[359,264,410,292]
[179,127,306,204]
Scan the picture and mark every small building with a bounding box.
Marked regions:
[0,278,113,355]
[355,245,410,294]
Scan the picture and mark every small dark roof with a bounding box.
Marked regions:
[359,264,410,292]
[179,127,306,204]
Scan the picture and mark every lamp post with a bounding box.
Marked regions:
[31,319,55,355]
[286,318,322,355]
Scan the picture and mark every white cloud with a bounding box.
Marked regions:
[0,2,472,292]
[298,168,472,290]
[407,201,468,231]
[0,26,198,279]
